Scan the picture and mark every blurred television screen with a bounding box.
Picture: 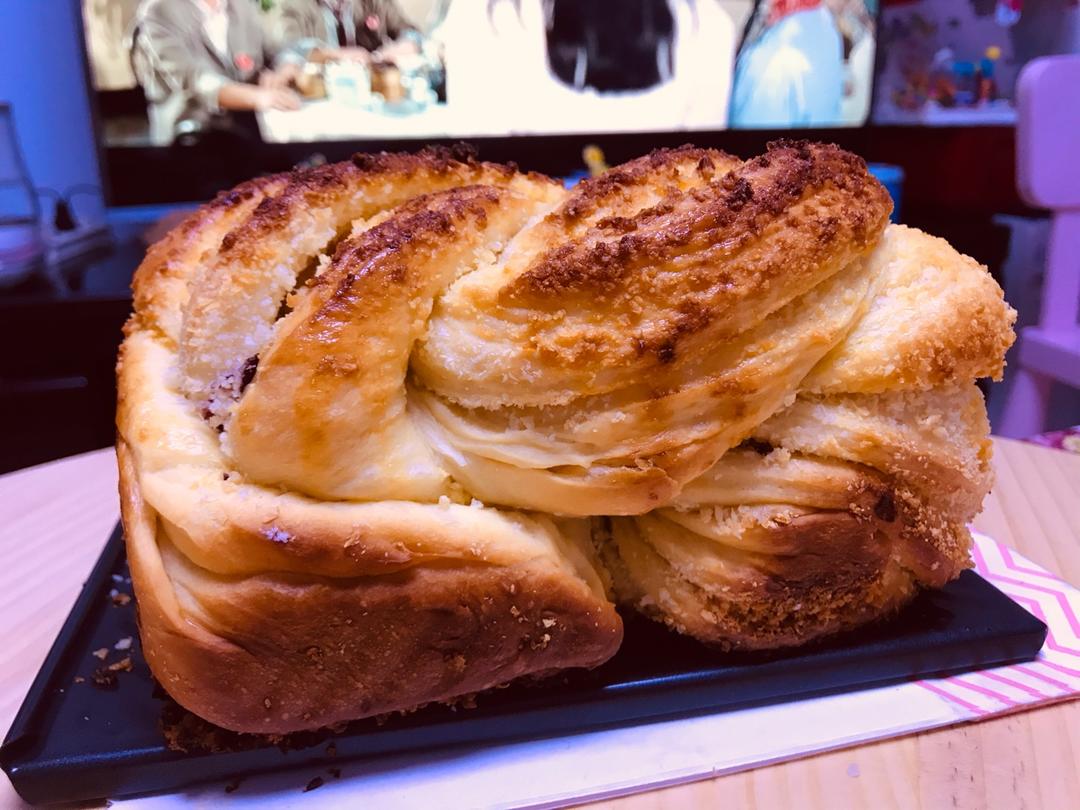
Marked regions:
[83,0,878,149]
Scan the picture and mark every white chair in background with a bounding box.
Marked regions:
[999,55,1080,438]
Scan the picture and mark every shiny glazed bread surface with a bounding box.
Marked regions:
[118,142,1015,732]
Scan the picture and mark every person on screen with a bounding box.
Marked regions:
[270,0,420,66]
[545,0,675,92]
[729,0,844,128]
[829,0,875,125]
[131,0,302,145]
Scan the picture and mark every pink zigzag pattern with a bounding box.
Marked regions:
[1000,545,1062,582]
[915,531,1080,716]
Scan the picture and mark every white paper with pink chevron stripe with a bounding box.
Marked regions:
[123,532,1080,810]
[914,531,1080,714]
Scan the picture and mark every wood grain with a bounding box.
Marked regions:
[0,438,1077,809]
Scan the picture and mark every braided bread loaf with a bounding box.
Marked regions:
[118,142,1014,733]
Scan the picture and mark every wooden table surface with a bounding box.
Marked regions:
[1,438,1077,809]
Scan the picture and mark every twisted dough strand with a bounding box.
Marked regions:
[179,142,898,516]
[161,142,1012,639]
[118,143,1015,734]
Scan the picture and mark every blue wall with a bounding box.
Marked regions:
[0,0,105,228]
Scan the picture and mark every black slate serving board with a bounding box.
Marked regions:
[1,525,1047,805]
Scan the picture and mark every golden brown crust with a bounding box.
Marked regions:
[550,144,739,228]
[599,510,922,650]
[129,172,289,343]
[150,552,621,734]
[514,140,887,303]
[598,459,970,650]
[228,181,561,501]
[751,385,995,523]
[119,153,626,734]
[119,440,621,735]
[596,380,993,648]
[118,142,1016,731]
[405,141,895,515]
[174,149,559,425]
[804,224,1017,393]
[214,147,525,266]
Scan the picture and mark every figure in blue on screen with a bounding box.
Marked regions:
[730,0,845,128]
